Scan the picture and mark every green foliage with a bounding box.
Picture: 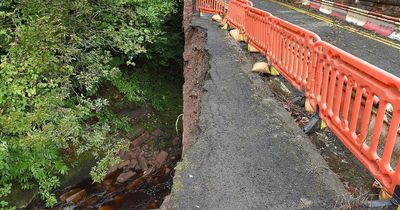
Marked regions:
[113,69,183,135]
[112,70,183,116]
[98,108,135,134]
[0,0,180,207]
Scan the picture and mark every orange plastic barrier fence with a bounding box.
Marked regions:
[225,0,253,32]
[310,41,400,194]
[245,7,272,55]
[245,9,320,92]
[267,16,320,92]
[196,0,226,15]
[197,0,400,196]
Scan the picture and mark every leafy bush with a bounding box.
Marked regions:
[112,70,182,114]
[0,0,180,207]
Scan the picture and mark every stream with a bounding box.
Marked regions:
[27,73,183,210]
[53,166,176,210]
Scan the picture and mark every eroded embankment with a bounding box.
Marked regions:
[182,22,210,151]
[158,4,210,208]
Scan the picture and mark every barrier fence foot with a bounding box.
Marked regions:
[304,113,322,134]
[247,43,259,52]
[221,23,228,30]
[365,200,393,208]
[269,66,280,76]
[200,12,205,16]
[240,33,247,42]
[320,120,326,129]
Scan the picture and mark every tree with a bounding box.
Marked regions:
[0,0,179,207]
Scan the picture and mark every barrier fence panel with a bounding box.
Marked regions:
[197,0,226,15]
[225,0,252,32]
[267,16,321,92]
[245,7,272,55]
[311,41,400,194]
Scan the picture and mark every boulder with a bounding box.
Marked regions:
[116,171,136,183]
[137,155,148,171]
[117,160,130,169]
[60,188,81,202]
[128,159,138,169]
[127,178,145,190]
[66,189,87,204]
[132,132,150,147]
[155,151,168,168]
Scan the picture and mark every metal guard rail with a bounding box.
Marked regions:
[196,0,400,197]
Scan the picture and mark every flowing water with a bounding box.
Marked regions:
[45,162,178,210]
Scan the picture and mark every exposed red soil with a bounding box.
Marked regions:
[182,6,209,151]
